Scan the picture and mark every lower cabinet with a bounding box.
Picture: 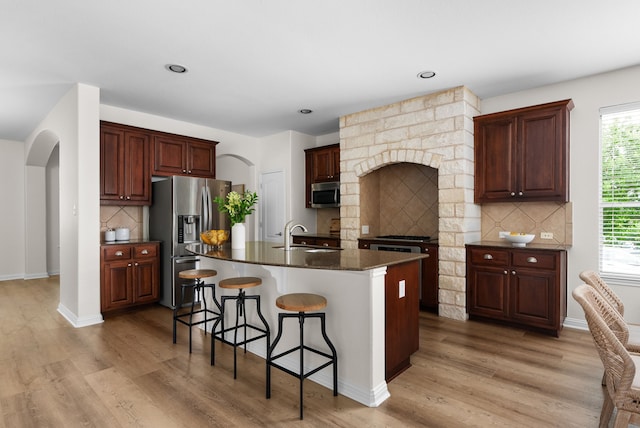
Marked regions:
[466,244,566,336]
[100,242,160,313]
[292,235,340,248]
[385,260,420,381]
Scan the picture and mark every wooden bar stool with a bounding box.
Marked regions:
[211,276,270,379]
[174,269,220,353]
[266,293,338,420]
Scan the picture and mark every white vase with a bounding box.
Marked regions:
[231,223,246,249]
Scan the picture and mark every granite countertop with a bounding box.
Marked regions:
[467,241,571,251]
[186,241,428,271]
[101,239,161,245]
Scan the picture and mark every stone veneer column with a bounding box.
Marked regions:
[339,86,481,321]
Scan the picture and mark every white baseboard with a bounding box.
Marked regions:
[0,274,26,281]
[57,303,104,328]
[563,316,588,331]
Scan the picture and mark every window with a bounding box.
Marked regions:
[600,102,640,279]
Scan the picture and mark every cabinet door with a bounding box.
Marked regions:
[385,261,420,381]
[509,268,558,329]
[100,126,125,202]
[123,131,151,204]
[420,245,439,311]
[313,147,338,182]
[153,136,186,175]
[133,258,159,303]
[517,106,568,201]
[467,265,509,319]
[474,117,517,202]
[331,147,340,180]
[102,260,134,312]
[187,140,216,177]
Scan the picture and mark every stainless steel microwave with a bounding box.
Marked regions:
[311,181,340,208]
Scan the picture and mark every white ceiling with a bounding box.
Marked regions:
[2,0,639,141]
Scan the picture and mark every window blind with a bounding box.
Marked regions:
[600,103,640,276]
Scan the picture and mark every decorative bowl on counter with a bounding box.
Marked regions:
[505,232,535,247]
[201,229,230,248]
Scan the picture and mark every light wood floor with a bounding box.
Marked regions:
[0,276,608,427]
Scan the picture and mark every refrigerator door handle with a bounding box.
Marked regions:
[201,185,209,232]
[205,185,213,231]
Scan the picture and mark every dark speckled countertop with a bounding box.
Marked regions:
[186,241,428,271]
[466,241,571,251]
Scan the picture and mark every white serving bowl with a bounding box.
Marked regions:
[505,233,535,247]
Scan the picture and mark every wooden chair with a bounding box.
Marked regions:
[579,270,640,353]
[572,284,640,428]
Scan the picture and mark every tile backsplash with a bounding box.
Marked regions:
[100,206,144,241]
[480,201,572,246]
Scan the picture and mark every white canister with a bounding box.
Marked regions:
[105,229,116,242]
[115,227,130,241]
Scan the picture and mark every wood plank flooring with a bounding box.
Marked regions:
[0,276,609,427]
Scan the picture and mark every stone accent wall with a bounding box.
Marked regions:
[339,86,481,320]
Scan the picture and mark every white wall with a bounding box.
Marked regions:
[0,139,26,280]
[480,65,640,325]
[46,145,60,275]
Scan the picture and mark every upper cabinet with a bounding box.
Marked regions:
[100,121,219,206]
[306,144,340,182]
[304,143,340,208]
[100,122,151,205]
[152,134,217,178]
[474,99,574,203]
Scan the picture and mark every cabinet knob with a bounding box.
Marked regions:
[518,191,523,196]
[511,270,516,275]
[188,170,192,174]
[510,192,515,197]
[323,243,329,247]
[119,195,125,199]
[527,257,538,263]
[128,263,132,267]
[135,262,139,266]
[141,249,149,255]
[483,254,493,260]
[503,270,508,275]
[182,169,187,173]
[301,241,307,245]
[126,196,131,200]
[115,251,123,257]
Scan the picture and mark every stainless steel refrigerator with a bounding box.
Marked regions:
[149,176,231,308]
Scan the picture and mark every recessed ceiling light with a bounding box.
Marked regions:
[298,109,313,114]
[165,64,188,73]
[417,71,436,79]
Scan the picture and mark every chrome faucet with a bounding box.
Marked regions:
[284,220,308,251]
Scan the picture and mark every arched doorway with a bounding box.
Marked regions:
[25,129,60,279]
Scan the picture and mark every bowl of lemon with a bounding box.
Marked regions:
[504,232,535,247]
[201,229,230,248]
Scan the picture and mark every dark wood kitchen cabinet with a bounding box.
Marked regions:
[292,235,341,248]
[466,244,566,336]
[152,134,217,178]
[474,99,573,203]
[100,242,160,313]
[100,122,151,205]
[305,144,340,207]
[421,243,439,312]
[385,260,420,381]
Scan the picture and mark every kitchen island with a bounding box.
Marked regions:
[186,242,427,407]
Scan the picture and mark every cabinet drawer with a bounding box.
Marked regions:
[316,238,340,248]
[468,248,509,266]
[134,244,158,259]
[103,245,132,261]
[512,251,556,270]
